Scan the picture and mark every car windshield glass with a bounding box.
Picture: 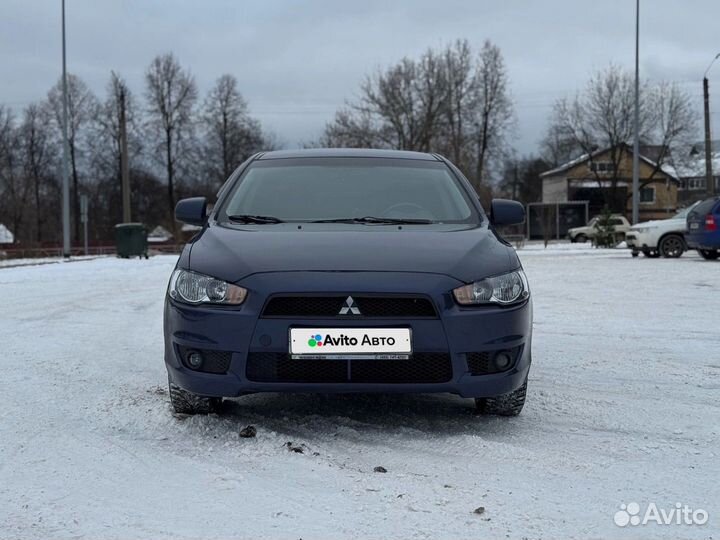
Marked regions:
[219,158,479,223]
[673,201,701,219]
[687,199,718,217]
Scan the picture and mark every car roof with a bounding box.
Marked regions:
[256,148,440,161]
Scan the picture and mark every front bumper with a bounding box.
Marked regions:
[164,271,532,399]
[625,232,638,247]
[625,230,655,251]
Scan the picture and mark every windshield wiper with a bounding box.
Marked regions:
[227,214,285,224]
[310,216,434,225]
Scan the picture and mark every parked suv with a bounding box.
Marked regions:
[165,149,532,417]
[568,214,631,243]
[625,203,699,258]
[686,197,720,260]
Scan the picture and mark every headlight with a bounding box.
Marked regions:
[168,269,247,305]
[630,225,655,233]
[453,270,529,306]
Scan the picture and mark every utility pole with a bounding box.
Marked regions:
[119,82,131,222]
[631,0,640,224]
[703,53,719,196]
[703,77,713,196]
[60,0,71,257]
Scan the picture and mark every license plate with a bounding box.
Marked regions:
[690,222,699,230]
[289,328,412,359]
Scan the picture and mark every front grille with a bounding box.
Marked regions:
[246,354,347,383]
[245,352,452,383]
[351,354,452,383]
[177,346,232,374]
[261,295,437,318]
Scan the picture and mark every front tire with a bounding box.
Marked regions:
[475,378,527,416]
[575,234,588,243]
[659,234,685,258]
[169,378,222,414]
[698,249,720,260]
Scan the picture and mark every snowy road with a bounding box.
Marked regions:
[1,246,718,539]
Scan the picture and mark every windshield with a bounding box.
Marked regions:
[219,158,479,224]
[673,202,700,219]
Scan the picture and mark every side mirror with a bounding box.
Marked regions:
[175,197,207,226]
[490,199,525,226]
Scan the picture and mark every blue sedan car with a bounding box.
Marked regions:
[686,196,720,260]
[165,149,532,416]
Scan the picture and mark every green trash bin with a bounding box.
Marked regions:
[115,223,148,259]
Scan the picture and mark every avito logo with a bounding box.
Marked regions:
[307,334,324,347]
[614,502,709,527]
[307,333,396,347]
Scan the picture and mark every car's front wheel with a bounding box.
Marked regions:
[698,249,720,260]
[574,234,588,243]
[169,378,222,414]
[659,234,685,258]
[475,378,527,416]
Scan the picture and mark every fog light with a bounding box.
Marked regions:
[186,351,204,369]
[493,351,513,370]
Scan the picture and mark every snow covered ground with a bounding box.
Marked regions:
[1,247,717,539]
[0,255,106,269]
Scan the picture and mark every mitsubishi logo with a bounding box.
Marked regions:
[339,296,361,315]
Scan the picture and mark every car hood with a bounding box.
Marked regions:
[631,218,683,231]
[187,224,518,284]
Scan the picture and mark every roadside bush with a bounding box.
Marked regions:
[594,207,617,248]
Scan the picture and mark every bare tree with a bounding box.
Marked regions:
[90,73,142,182]
[375,56,439,149]
[544,66,648,179]
[347,49,448,151]
[47,73,97,242]
[317,108,381,148]
[641,81,698,184]
[540,122,582,167]
[499,154,548,204]
[85,72,146,236]
[145,53,198,230]
[542,65,697,210]
[201,74,264,192]
[319,40,514,191]
[0,107,28,242]
[470,40,514,190]
[20,104,56,243]
[439,40,476,170]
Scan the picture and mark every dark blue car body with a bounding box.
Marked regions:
[686,197,720,259]
[164,149,532,411]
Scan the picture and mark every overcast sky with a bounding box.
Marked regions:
[2,0,720,155]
